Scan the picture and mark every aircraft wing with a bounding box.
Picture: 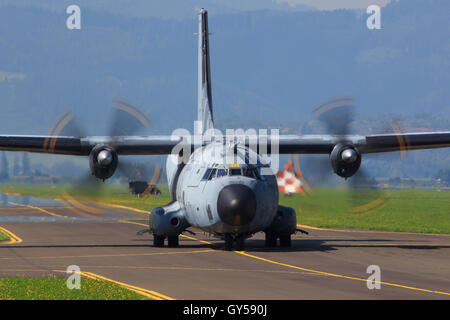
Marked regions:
[276,131,450,154]
[0,131,449,156]
[357,131,450,154]
[0,135,184,156]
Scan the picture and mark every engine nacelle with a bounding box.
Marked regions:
[330,144,361,178]
[150,202,189,237]
[265,205,297,236]
[89,145,118,180]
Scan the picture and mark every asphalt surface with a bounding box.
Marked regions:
[0,197,449,300]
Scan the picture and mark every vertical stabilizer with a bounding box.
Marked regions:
[197,9,214,133]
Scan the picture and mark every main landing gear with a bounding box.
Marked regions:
[153,234,180,247]
[264,231,292,248]
[224,234,246,251]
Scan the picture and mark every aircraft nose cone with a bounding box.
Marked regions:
[217,184,256,226]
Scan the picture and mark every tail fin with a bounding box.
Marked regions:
[197,8,214,134]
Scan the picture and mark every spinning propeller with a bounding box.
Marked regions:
[45,98,164,215]
[299,96,395,214]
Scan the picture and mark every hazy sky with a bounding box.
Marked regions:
[277,0,393,10]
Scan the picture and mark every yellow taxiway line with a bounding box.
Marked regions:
[0,249,215,261]
[101,203,150,214]
[8,202,67,218]
[54,270,174,300]
[118,219,148,226]
[79,271,174,300]
[0,225,23,244]
[3,197,448,298]
[235,251,450,297]
[297,224,450,237]
[54,199,151,215]
[121,221,450,297]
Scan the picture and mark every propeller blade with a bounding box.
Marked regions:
[44,110,87,152]
[297,155,333,187]
[378,119,411,159]
[140,163,161,197]
[43,100,156,219]
[309,95,388,215]
[116,158,138,180]
[348,168,388,216]
[109,98,151,137]
[311,95,354,136]
[156,166,165,186]
[66,172,103,199]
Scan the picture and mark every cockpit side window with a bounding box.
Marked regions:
[208,168,217,180]
[244,168,255,179]
[202,168,213,180]
[243,167,261,180]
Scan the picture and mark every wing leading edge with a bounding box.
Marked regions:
[0,135,184,156]
[360,132,450,153]
[0,131,448,156]
[277,131,450,154]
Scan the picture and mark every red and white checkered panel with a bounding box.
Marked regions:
[277,169,302,194]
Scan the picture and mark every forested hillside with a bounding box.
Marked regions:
[0,0,448,178]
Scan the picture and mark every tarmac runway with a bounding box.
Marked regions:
[0,196,449,300]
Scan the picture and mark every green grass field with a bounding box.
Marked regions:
[0,230,9,241]
[0,183,449,234]
[0,276,149,300]
[0,182,171,212]
[281,187,450,234]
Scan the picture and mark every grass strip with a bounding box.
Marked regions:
[0,276,150,300]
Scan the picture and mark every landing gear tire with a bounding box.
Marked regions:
[167,236,179,248]
[224,234,233,251]
[279,235,292,248]
[235,235,245,251]
[153,234,165,247]
[265,232,277,247]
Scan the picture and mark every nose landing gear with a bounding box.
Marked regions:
[152,234,180,247]
[224,234,246,251]
[153,234,165,247]
[168,235,179,247]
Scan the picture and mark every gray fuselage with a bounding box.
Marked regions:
[166,142,279,236]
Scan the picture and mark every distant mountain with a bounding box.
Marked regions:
[0,0,313,20]
[0,0,448,135]
[0,1,448,177]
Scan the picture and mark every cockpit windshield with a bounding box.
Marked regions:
[230,168,241,176]
[217,169,228,177]
[202,166,261,180]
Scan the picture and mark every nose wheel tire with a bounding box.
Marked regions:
[279,235,292,247]
[168,236,179,247]
[235,235,245,251]
[224,234,233,251]
[224,234,246,251]
[265,232,277,247]
[153,234,165,247]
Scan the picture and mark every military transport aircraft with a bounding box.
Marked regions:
[0,9,449,250]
